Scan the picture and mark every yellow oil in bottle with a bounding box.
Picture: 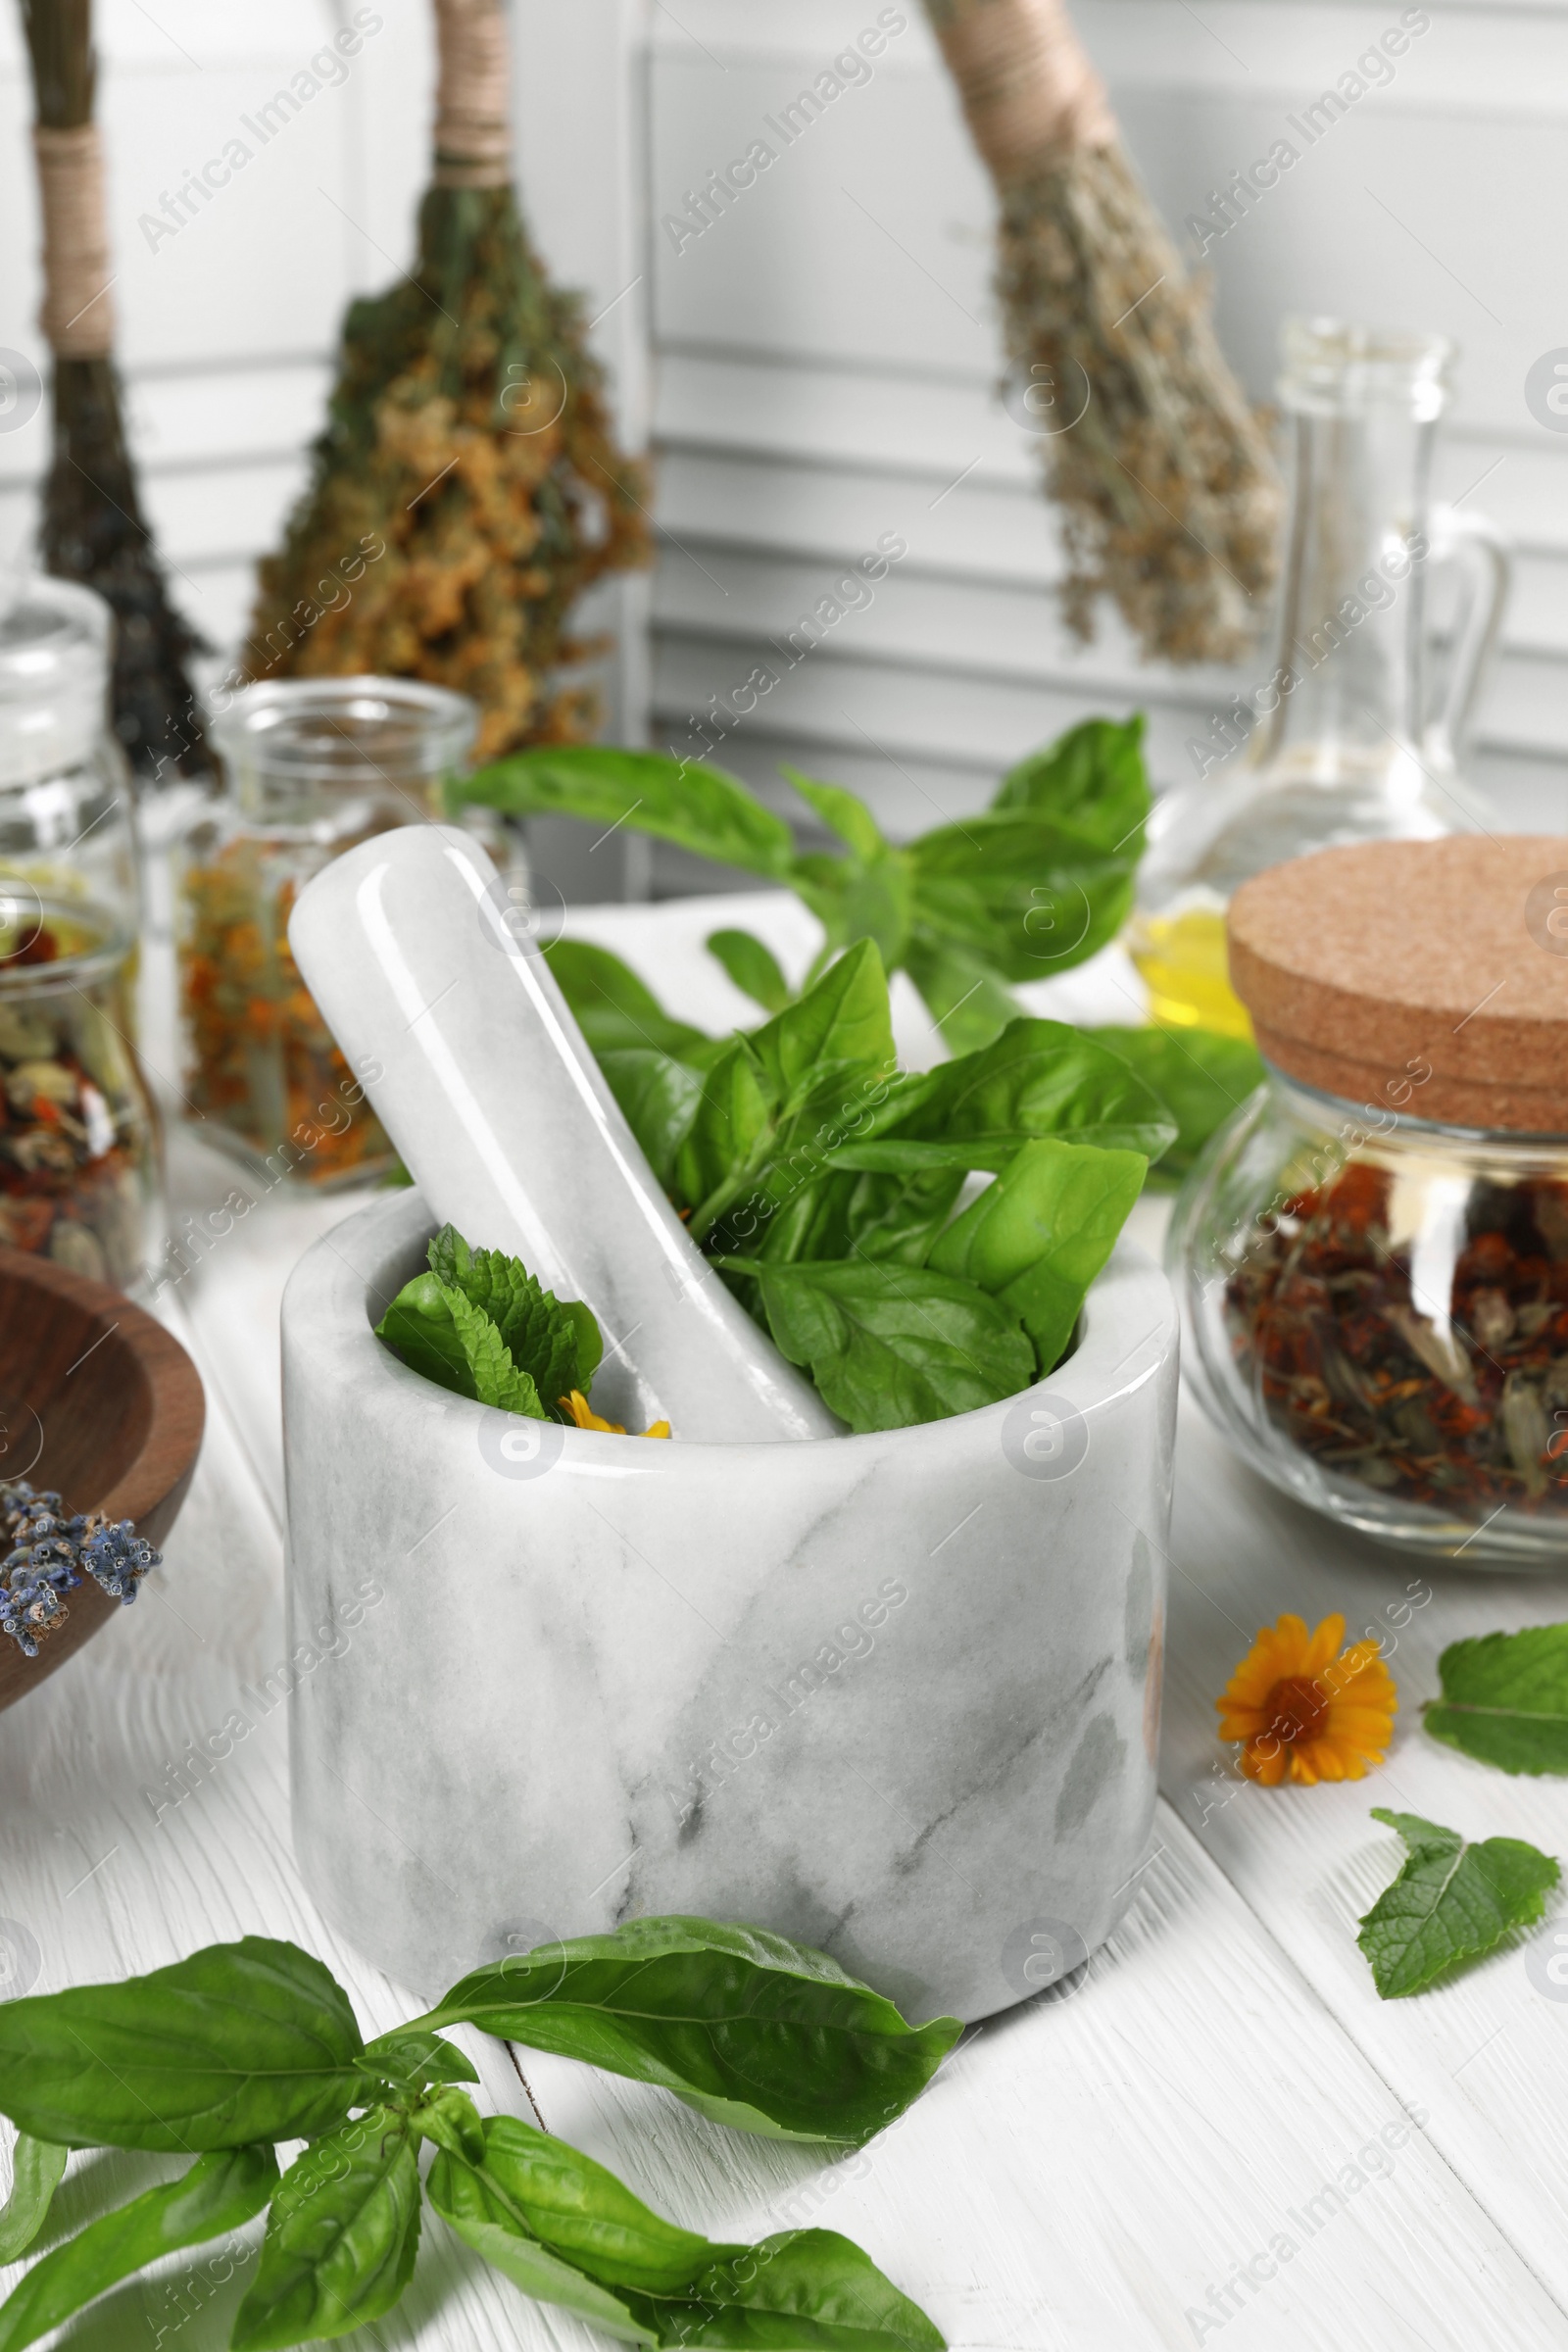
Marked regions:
[1127,907,1253,1042]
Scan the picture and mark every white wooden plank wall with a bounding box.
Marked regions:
[646,0,1568,870]
[1,1,1564,887]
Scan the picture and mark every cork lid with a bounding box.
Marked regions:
[1228,837,1568,1135]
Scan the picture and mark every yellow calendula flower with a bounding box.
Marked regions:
[1216,1611,1396,1787]
[560,1391,670,1440]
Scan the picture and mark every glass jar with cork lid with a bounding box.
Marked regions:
[1171,837,1568,1566]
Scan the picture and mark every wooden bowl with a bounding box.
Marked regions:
[0,1246,205,1712]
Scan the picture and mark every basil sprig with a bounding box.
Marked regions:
[539,934,1171,1432]
[0,1918,952,2349]
[459,715,1150,1053]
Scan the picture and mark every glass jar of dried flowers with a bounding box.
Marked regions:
[1172,835,1568,1566]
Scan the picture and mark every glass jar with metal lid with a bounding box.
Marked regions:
[175,676,480,1186]
[1171,836,1568,1566]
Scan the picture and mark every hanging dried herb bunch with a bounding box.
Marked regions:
[246,0,651,761]
[922,0,1283,664]
[20,0,209,784]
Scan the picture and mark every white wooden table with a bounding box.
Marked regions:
[6,890,1568,2352]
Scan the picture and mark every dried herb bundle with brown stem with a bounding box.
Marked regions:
[20,0,209,782]
[247,0,650,761]
[923,0,1283,664]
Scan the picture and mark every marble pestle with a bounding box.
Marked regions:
[287,824,837,1442]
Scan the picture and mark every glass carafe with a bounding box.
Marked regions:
[1130,319,1510,1038]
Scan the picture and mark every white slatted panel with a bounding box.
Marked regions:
[0,1,429,652]
[646,0,1568,856]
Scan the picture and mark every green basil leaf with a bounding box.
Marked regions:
[0,1938,364,2152]
[359,2027,478,2093]
[428,1224,591,1409]
[908,811,1137,983]
[1081,1024,1261,1181]
[675,1039,775,1229]
[928,1137,1148,1374]
[426,2142,654,2345]
[542,938,712,1060]
[0,2146,276,2352]
[748,941,896,1135]
[627,2227,947,2350]
[824,1139,1021,1176]
[745,1164,964,1271]
[462,749,796,880]
[725,1255,1035,1433]
[463,2115,726,2294]
[409,2086,487,2166]
[1423,1625,1568,1775]
[784,768,888,865]
[418,1916,961,2145]
[705,927,794,1015]
[903,937,1021,1055]
[1358,1810,1561,1998]
[991,714,1151,856]
[230,2108,420,2351]
[913,1018,1177,1160]
[600,1050,705,1190]
[0,2135,67,2264]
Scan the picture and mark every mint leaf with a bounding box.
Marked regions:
[430,1225,592,1406]
[724,1255,1034,1432]
[1358,1809,1560,1997]
[446,1286,549,1417]
[928,1136,1148,1373]
[1424,1625,1568,1775]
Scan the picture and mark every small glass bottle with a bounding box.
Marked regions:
[1173,835,1568,1566]
[176,677,480,1186]
[0,580,158,1293]
[1131,319,1510,1040]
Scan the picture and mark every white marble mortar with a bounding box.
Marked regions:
[282,1188,1178,2023]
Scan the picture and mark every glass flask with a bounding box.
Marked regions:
[176,678,479,1187]
[1130,319,1510,1039]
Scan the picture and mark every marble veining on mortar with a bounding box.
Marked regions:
[283,1188,1178,2022]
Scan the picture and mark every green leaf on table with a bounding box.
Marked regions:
[1423,1625,1568,1775]
[359,2026,478,2093]
[461,748,797,881]
[1083,1024,1261,1181]
[427,2141,654,2344]
[914,1019,1176,1160]
[706,927,794,1015]
[543,938,712,1061]
[0,2146,276,2352]
[991,714,1151,855]
[0,1937,364,2152]
[430,2120,945,2349]
[633,2227,947,2350]
[1358,1809,1560,1998]
[725,1255,1035,1433]
[0,2135,67,2264]
[928,1137,1148,1375]
[417,1916,962,2146]
[231,2109,420,2350]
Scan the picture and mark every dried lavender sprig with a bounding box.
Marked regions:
[0,1478,161,1658]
